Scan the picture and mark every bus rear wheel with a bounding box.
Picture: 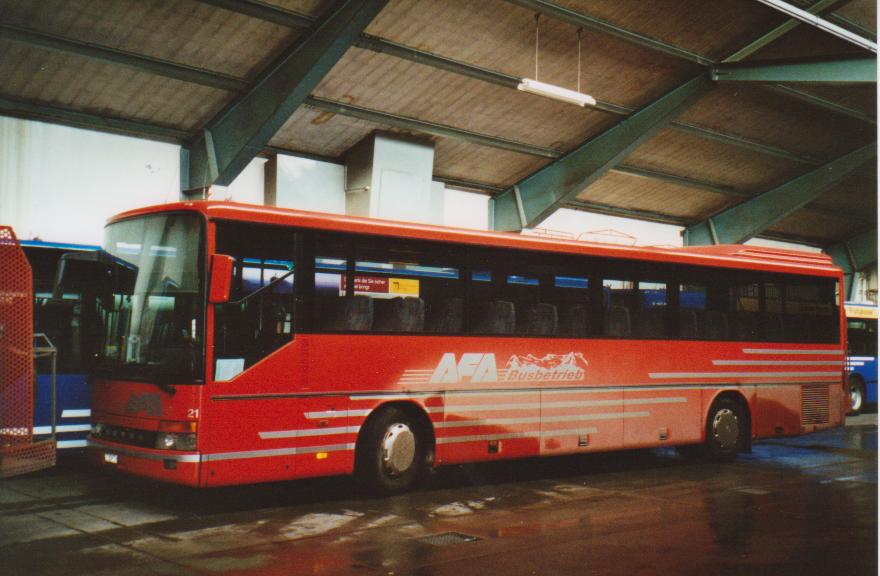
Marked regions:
[705,397,745,462]
[356,406,425,496]
[849,376,865,415]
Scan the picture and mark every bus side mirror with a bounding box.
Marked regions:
[209,254,235,304]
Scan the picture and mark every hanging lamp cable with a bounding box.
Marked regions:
[577,28,582,93]
[534,13,540,80]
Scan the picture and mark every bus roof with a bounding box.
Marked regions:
[109,201,841,278]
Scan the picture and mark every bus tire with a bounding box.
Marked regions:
[705,397,745,462]
[849,375,865,415]
[355,406,425,496]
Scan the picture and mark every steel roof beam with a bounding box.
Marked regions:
[183,0,387,190]
[768,84,875,123]
[724,0,852,62]
[825,227,876,298]
[493,74,714,232]
[713,57,876,84]
[0,24,247,92]
[305,96,561,158]
[684,143,876,245]
[187,0,831,163]
[754,0,877,52]
[194,0,314,28]
[503,0,713,65]
[0,95,189,142]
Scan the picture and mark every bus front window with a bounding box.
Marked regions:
[99,213,204,383]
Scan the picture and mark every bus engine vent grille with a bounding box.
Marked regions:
[801,384,830,425]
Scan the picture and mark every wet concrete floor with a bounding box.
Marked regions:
[1,420,876,576]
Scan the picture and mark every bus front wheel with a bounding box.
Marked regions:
[356,406,425,496]
[705,397,746,462]
[849,376,865,415]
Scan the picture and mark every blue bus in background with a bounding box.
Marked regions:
[21,240,99,449]
[845,302,878,414]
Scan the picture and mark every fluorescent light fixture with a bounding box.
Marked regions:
[517,78,597,107]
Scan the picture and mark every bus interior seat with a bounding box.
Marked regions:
[765,313,785,341]
[518,302,558,336]
[426,297,463,333]
[636,307,666,338]
[373,297,425,332]
[470,300,516,334]
[734,311,759,341]
[559,302,588,337]
[679,309,698,339]
[317,295,373,331]
[604,305,631,337]
[703,310,729,340]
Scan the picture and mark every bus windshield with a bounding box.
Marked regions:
[98,213,204,383]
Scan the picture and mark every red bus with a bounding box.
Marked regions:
[84,202,847,493]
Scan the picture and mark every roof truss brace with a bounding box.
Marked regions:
[712,57,877,84]
[492,74,714,231]
[754,0,877,52]
[825,227,877,299]
[182,0,387,190]
[684,143,876,246]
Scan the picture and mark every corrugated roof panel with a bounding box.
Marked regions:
[677,84,876,162]
[623,127,807,192]
[832,0,877,34]
[0,0,299,79]
[433,139,550,188]
[556,0,788,61]
[271,106,374,158]
[366,0,700,109]
[0,40,229,130]
[313,48,618,152]
[576,170,733,220]
[767,210,863,244]
[790,85,877,119]
[264,0,332,18]
[748,22,870,60]
[813,162,878,215]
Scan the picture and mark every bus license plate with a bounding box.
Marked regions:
[104,453,118,464]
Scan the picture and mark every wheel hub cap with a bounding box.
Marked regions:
[712,408,739,449]
[381,423,415,476]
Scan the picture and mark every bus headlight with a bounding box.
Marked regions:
[155,433,196,451]
[90,422,105,437]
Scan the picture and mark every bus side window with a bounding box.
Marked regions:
[603,279,634,338]
[213,222,295,376]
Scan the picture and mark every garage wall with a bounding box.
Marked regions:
[0,117,180,245]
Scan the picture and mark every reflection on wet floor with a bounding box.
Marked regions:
[1,423,876,576]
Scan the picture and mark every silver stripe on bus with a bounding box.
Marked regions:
[435,411,650,429]
[201,443,355,462]
[258,426,360,440]
[437,431,539,444]
[61,409,91,418]
[57,439,88,449]
[437,429,600,444]
[649,371,840,379]
[712,360,846,366]
[86,439,201,462]
[34,424,91,434]
[219,381,839,405]
[742,348,844,355]
[304,409,371,419]
[540,427,600,436]
[848,356,876,362]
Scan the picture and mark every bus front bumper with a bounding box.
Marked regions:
[87,438,202,486]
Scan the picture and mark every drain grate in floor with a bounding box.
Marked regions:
[416,532,481,546]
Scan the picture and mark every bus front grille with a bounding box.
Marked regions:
[802,384,830,425]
